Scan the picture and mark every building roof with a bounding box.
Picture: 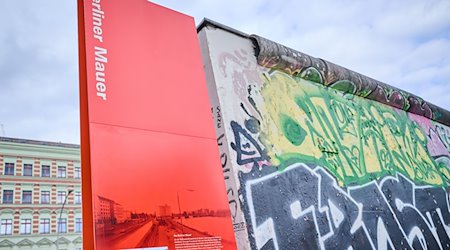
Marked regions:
[0,136,79,149]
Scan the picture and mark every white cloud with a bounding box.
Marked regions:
[373,0,450,39]
[0,0,79,143]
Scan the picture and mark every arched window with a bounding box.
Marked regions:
[39,210,52,234]
[0,209,14,235]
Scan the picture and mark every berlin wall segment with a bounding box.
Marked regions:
[198,21,450,250]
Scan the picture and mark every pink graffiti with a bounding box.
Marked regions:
[409,113,450,157]
[243,160,271,171]
[218,50,262,119]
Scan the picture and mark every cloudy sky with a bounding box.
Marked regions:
[0,0,449,144]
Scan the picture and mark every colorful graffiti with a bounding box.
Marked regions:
[251,35,450,126]
[224,54,450,249]
[199,21,450,250]
[250,71,450,186]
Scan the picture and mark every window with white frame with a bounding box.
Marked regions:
[74,191,82,204]
[75,218,82,233]
[74,167,81,179]
[23,164,33,176]
[22,190,32,204]
[20,219,31,234]
[41,191,50,204]
[41,165,50,177]
[4,163,14,175]
[57,166,66,178]
[58,218,67,233]
[2,190,13,204]
[40,218,50,234]
[57,191,66,204]
[0,219,12,235]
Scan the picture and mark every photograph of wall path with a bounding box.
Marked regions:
[198,20,450,249]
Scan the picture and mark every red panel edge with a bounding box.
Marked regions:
[77,0,94,249]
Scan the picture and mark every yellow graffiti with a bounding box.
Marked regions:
[257,71,446,186]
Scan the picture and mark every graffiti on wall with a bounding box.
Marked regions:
[224,64,450,249]
[213,104,248,234]
[216,45,450,188]
[223,66,450,187]
[245,163,450,250]
[253,71,450,186]
[227,69,450,248]
[251,35,450,126]
[207,27,450,250]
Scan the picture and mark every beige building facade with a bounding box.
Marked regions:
[0,137,82,250]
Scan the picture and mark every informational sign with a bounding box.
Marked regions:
[78,1,236,249]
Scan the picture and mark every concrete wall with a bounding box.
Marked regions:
[199,21,450,249]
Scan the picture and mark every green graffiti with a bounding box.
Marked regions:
[280,114,306,146]
[258,71,450,187]
[300,67,323,84]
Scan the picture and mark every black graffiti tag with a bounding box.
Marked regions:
[244,164,450,249]
[230,121,269,169]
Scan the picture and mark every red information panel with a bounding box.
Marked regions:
[78,0,236,249]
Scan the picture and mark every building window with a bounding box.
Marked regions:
[40,218,50,234]
[2,190,13,204]
[74,167,81,179]
[75,218,82,233]
[57,218,67,233]
[22,190,32,204]
[4,163,14,175]
[20,219,31,235]
[74,192,82,204]
[57,166,66,178]
[23,164,33,176]
[57,191,66,204]
[41,191,50,204]
[41,165,50,177]
[0,219,12,235]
